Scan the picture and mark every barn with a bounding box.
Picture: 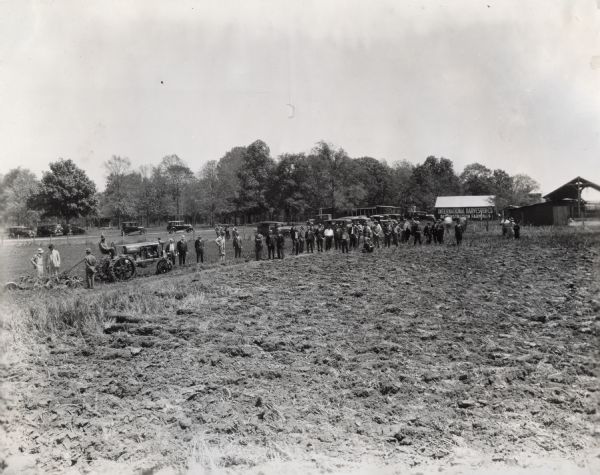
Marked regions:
[434,195,495,220]
[505,176,600,225]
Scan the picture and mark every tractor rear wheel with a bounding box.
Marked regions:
[156,258,172,274]
[112,257,136,281]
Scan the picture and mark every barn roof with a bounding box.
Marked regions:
[543,176,600,202]
[434,195,495,208]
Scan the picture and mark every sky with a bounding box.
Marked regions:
[1,0,599,198]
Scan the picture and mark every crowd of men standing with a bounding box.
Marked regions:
[250,218,467,261]
[28,216,523,290]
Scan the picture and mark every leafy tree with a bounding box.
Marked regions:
[460,163,493,195]
[268,153,313,221]
[310,141,352,215]
[236,140,275,217]
[158,155,193,218]
[134,165,160,225]
[103,156,135,225]
[196,160,222,225]
[216,146,246,220]
[0,168,40,225]
[512,174,540,205]
[389,160,414,209]
[353,157,393,206]
[408,156,460,210]
[491,169,514,210]
[29,159,98,223]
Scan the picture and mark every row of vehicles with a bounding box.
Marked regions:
[6,220,195,239]
[7,224,86,238]
[120,220,193,236]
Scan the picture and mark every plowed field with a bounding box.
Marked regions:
[1,229,599,474]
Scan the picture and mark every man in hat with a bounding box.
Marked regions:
[411,219,422,245]
[423,222,432,244]
[289,225,298,255]
[254,231,264,261]
[266,229,276,259]
[324,225,334,251]
[84,248,97,289]
[47,243,61,279]
[362,236,374,253]
[215,234,226,260]
[315,224,324,252]
[340,225,349,253]
[194,235,205,263]
[454,221,463,246]
[306,225,315,253]
[176,235,188,265]
[165,238,177,265]
[30,248,44,278]
[513,220,521,239]
[276,229,285,259]
[233,232,243,258]
[299,226,306,253]
[98,234,115,258]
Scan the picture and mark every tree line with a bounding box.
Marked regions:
[0,139,540,227]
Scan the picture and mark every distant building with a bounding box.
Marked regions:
[434,195,495,220]
[504,202,572,226]
[505,176,600,225]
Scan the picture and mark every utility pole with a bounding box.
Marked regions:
[574,178,584,228]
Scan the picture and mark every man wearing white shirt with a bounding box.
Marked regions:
[324,226,334,251]
[47,244,61,279]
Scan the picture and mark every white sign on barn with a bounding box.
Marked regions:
[434,196,496,220]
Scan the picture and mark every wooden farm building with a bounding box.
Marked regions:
[505,176,600,225]
[504,202,572,226]
[434,195,495,220]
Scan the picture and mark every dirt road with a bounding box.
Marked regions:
[1,231,599,473]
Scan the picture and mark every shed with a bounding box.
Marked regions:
[504,201,573,226]
[434,195,495,220]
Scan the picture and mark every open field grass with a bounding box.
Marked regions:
[0,226,599,474]
[0,226,270,284]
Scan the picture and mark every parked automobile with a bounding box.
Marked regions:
[407,211,435,222]
[333,218,353,227]
[36,224,64,237]
[167,220,193,233]
[121,221,145,236]
[7,226,36,238]
[62,224,86,235]
[257,221,286,236]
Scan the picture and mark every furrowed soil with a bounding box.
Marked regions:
[1,230,599,474]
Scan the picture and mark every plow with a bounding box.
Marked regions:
[4,241,172,291]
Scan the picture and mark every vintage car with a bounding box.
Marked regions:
[97,241,171,282]
[36,223,64,237]
[62,224,86,235]
[257,221,286,236]
[167,220,193,233]
[332,218,353,227]
[121,221,146,236]
[7,226,36,238]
